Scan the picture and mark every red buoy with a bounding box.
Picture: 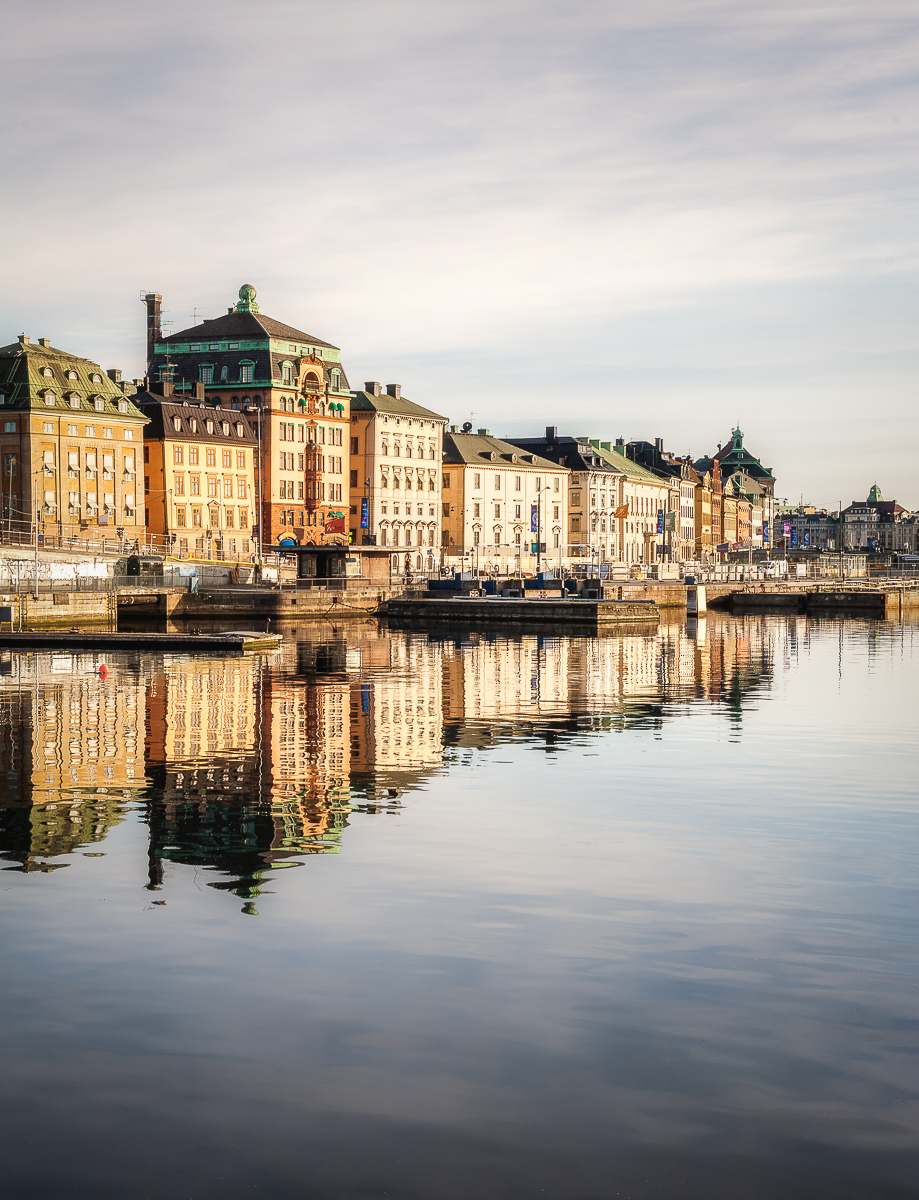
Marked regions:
[98,664,108,679]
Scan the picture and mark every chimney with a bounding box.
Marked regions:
[545,426,557,441]
[193,381,205,401]
[655,437,663,452]
[143,293,162,375]
[38,338,51,348]
[365,381,382,396]
[386,383,401,399]
[107,368,122,383]
[477,428,489,436]
[17,334,29,345]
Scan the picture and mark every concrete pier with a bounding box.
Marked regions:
[384,596,659,629]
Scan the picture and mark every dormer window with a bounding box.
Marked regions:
[222,422,230,436]
[206,420,214,434]
[42,367,53,377]
[189,419,197,433]
[281,361,293,384]
[69,394,80,409]
[66,370,77,380]
[118,399,128,413]
[239,360,254,384]
[200,365,214,385]
[44,390,55,406]
[235,423,244,437]
[91,373,102,383]
[173,416,181,432]
[94,398,104,411]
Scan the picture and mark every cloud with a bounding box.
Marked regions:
[1,0,917,503]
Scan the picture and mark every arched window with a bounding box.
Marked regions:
[239,360,254,384]
[280,361,293,384]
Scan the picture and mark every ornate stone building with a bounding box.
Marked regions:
[145,285,351,550]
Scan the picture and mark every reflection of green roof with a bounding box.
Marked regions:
[590,442,670,485]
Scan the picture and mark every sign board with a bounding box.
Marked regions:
[530,503,538,533]
[360,498,369,529]
[0,606,12,625]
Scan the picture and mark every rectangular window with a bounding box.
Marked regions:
[44,422,54,433]
[240,364,253,383]
[298,453,305,471]
[494,504,501,518]
[143,446,150,463]
[554,478,560,492]
[350,437,359,455]
[223,479,233,498]
[224,508,234,528]
[173,446,184,465]
[86,426,95,437]
[237,479,246,499]
[240,509,248,529]
[144,476,150,494]
[103,427,112,439]
[494,475,501,490]
[298,481,304,500]
[192,508,202,527]
[207,478,218,497]
[174,475,185,496]
[206,448,216,467]
[222,449,231,467]
[515,476,522,491]
[236,451,245,468]
[190,476,200,495]
[473,502,480,518]
[176,508,186,527]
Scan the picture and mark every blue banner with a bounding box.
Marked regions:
[763,520,769,543]
[530,503,538,533]
[656,510,664,534]
[360,497,368,529]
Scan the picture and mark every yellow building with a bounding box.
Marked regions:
[0,334,147,545]
[135,383,259,558]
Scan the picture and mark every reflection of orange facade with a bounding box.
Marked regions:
[0,652,145,865]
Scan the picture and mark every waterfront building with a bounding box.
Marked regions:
[505,430,672,566]
[349,383,446,568]
[441,428,568,572]
[0,334,147,544]
[625,440,699,561]
[695,426,775,547]
[134,382,259,558]
[694,469,714,559]
[841,485,909,551]
[774,504,839,551]
[145,285,351,550]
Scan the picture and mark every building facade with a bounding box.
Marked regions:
[441,429,569,571]
[841,485,908,551]
[695,426,775,549]
[146,285,351,550]
[135,383,259,558]
[0,335,147,544]
[506,430,673,565]
[349,383,446,565]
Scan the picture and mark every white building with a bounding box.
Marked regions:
[349,383,446,569]
[441,428,569,572]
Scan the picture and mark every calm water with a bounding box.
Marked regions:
[0,615,917,1199]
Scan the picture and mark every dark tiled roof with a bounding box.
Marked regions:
[351,391,446,421]
[135,391,258,444]
[443,432,563,472]
[163,310,338,349]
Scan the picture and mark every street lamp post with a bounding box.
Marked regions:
[245,403,264,580]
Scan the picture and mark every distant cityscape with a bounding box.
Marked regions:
[0,283,914,573]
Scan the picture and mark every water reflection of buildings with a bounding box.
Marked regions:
[0,615,793,889]
[0,651,145,870]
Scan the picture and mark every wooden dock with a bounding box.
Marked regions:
[384,596,659,629]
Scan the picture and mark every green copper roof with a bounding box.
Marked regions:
[0,338,147,421]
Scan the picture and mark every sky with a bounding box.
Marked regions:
[1,0,916,507]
